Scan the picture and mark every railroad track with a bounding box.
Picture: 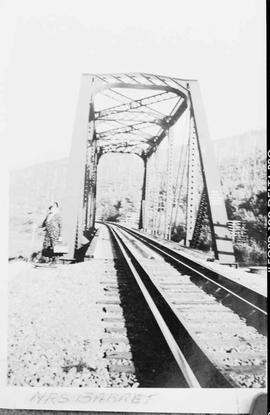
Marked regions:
[95,239,191,387]
[100,222,266,388]
[96,256,189,387]
[110,222,267,335]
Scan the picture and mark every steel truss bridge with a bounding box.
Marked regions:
[62,72,235,263]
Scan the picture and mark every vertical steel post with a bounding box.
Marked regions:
[185,115,199,246]
[138,156,147,229]
[152,150,159,236]
[84,136,98,235]
[156,145,164,237]
[144,156,151,233]
[147,155,155,234]
[62,75,93,258]
[188,81,235,263]
[91,149,99,229]
[164,128,174,240]
[84,137,94,231]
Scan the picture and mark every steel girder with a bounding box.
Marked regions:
[186,115,200,245]
[96,91,176,118]
[91,73,189,157]
[62,76,93,256]
[164,129,174,240]
[138,156,147,230]
[188,81,235,263]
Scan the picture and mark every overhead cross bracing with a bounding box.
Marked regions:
[90,73,189,156]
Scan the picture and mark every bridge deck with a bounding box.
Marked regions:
[92,224,118,260]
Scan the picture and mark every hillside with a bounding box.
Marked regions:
[8,129,266,257]
[214,130,266,199]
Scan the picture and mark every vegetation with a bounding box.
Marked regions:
[171,224,185,243]
[171,190,267,265]
[98,197,136,223]
[9,130,266,265]
[225,191,267,265]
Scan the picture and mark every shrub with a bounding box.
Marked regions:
[234,242,267,266]
[171,225,186,243]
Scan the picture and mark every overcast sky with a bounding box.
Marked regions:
[0,0,266,170]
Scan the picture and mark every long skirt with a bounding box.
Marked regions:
[42,229,59,258]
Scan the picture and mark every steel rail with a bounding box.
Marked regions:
[107,223,233,388]
[109,225,199,388]
[106,223,267,336]
[114,224,267,312]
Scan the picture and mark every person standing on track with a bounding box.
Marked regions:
[41,202,62,262]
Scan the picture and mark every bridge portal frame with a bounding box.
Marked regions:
[62,73,235,263]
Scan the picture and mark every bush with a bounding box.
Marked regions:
[171,225,186,243]
[225,192,267,265]
[105,212,121,222]
[234,242,267,266]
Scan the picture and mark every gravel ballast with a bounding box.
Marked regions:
[7,260,138,387]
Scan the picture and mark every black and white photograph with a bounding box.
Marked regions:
[0,0,267,413]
